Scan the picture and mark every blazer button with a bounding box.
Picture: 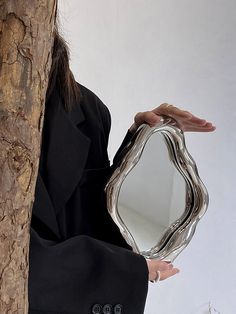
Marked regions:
[114,304,123,314]
[92,304,102,314]
[102,304,112,314]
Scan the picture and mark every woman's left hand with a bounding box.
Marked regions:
[129,103,216,133]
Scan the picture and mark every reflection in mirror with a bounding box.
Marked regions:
[118,132,186,253]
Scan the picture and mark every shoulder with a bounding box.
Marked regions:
[77,83,111,133]
[78,83,111,120]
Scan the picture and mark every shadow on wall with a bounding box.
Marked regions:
[194,302,221,314]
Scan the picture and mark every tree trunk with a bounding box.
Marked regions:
[0,1,57,312]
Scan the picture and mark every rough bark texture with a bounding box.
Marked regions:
[0,1,57,312]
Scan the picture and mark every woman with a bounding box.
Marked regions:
[28,25,215,314]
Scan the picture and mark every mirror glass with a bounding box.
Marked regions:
[117,132,186,253]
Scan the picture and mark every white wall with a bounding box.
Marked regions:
[59,1,236,313]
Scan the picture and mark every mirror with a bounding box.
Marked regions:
[118,131,186,252]
[105,117,208,262]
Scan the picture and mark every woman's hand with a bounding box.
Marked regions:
[129,103,216,133]
[146,259,180,282]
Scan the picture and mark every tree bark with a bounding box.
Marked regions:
[0,1,57,312]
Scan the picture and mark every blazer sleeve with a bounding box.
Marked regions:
[112,130,134,167]
[29,228,149,314]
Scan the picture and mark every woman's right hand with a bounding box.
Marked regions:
[146,259,180,282]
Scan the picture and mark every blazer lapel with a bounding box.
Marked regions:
[33,86,90,241]
[44,87,91,216]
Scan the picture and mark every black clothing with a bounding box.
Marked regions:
[28,84,149,314]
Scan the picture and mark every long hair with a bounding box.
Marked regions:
[46,23,81,112]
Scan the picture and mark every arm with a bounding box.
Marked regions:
[29,228,149,314]
[28,87,150,314]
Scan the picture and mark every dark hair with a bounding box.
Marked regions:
[46,23,81,111]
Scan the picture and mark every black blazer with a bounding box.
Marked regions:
[28,84,149,314]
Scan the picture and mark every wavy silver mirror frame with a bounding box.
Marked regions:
[105,117,209,262]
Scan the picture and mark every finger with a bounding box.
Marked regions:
[153,105,192,120]
[179,112,216,129]
[154,105,213,126]
[180,110,210,123]
[159,268,180,281]
[154,261,174,272]
[185,115,213,125]
[180,119,213,127]
[146,259,172,273]
[182,124,216,132]
[157,264,174,272]
[183,119,210,127]
[135,111,162,127]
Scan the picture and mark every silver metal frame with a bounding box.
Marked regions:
[105,117,209,262]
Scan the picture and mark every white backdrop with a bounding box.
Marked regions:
[58,1,236,313]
